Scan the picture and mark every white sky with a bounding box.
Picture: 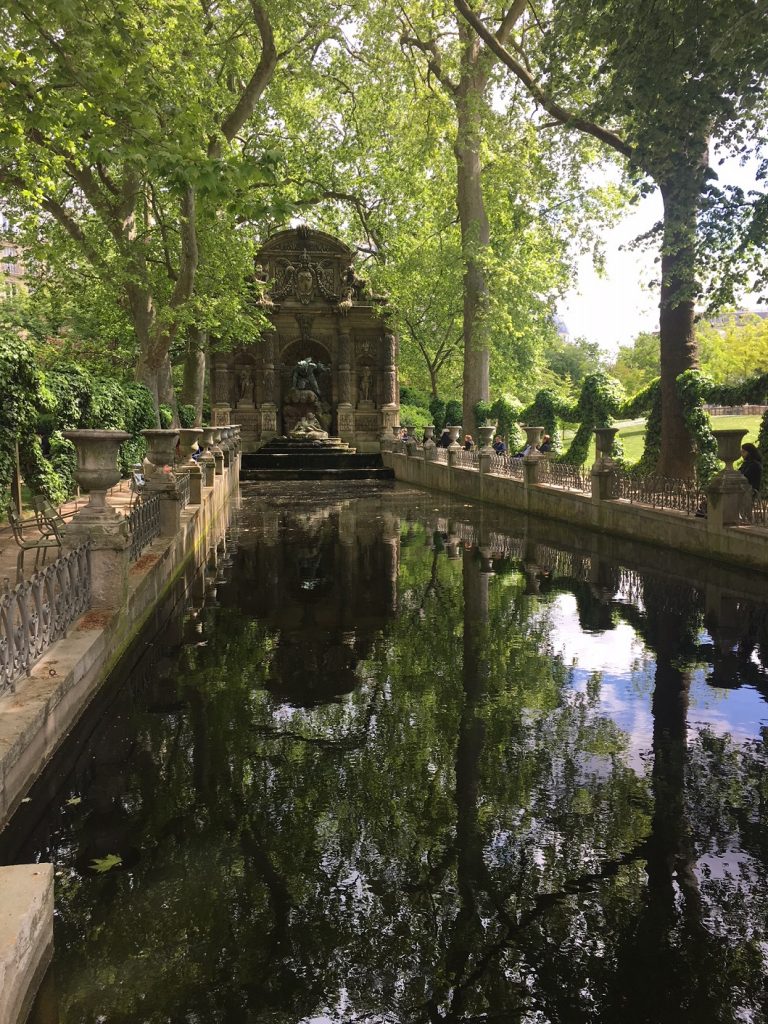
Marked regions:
[557,154,766,356]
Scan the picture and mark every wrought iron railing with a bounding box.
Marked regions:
[0,542,91,696]
[488,454,524,480]
[127,493,161,562]
[538,459,592,495]
[452,449,479,470]
[434,448,449,464]
[744,495,768,528]
[177,469,190,510]
[611,471,703,516]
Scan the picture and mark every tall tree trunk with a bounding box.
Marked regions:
[181,327,207,426]
[455,24,491,431]
[429,363,439,400]
[657,166,704,477]
[133,188,198,427]
[158,353,178,424]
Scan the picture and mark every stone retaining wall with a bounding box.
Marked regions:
[384,450,768,574]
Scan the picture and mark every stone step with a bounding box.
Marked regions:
[240,467,395,482]
[242,452,385,470]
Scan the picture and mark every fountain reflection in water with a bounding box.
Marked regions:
[2,480,768,1024]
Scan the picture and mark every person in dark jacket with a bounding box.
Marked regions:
[463,434,474,450]
[493,436,507,455]
[437,428,451,448]
[740,443,763,492]
[539,434,553,454]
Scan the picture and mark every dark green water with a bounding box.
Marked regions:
[3,481,768,1024]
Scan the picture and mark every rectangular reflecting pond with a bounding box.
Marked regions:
[3,480,768,1024]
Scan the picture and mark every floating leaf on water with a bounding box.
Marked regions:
[90,853,123,874]
[66,796,82,806]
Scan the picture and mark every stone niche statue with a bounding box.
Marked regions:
[358,366,373,404]
[238,367,255,406]
[290,412,328,440]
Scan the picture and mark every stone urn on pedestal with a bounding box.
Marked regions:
[447,425,463,449]
[62,429,133,610]
[211,427,225,475]
[522,426,544,456]
[478,425,496,453]
[63,430,132,521]
[141,429,179,476]
[199,427,216,487]
[706,428,751,529]
[593,427,620,470]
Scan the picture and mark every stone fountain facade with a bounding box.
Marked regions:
[210,226,400,452]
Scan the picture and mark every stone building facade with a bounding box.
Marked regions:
[210,226,399,451]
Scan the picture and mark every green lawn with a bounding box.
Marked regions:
[562,414,763,466]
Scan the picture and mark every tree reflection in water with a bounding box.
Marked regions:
[3,485,768,1024]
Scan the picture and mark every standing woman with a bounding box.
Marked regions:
[739,442,763,517]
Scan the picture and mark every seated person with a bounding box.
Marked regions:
[539,434,553,453]
[492,436,507,455]
[437,429,452,448]
[463,434,474,450]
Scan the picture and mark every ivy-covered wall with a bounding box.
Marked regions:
[1,330,156,505]
[480,367,768,483]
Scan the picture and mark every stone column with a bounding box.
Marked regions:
[259,331,279,443]
[62,430,132,611]
[142,428,182,536]
[336,324,354,444]
[706,428,751,531]
[379,330,399,448]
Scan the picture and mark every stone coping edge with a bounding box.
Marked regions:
[0,864,53,1024]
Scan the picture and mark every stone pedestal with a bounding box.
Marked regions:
[64,513,131,609]
[706,428,751,530]
[337,402,354,443]
[212,402,231,427]
[591,467,616,503]
[523,454,542,487]
[260,402,278,442]
[706,472,751,530]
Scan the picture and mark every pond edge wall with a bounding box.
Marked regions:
[383,451,768,573]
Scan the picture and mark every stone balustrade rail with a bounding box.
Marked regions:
[0,543,91,696]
